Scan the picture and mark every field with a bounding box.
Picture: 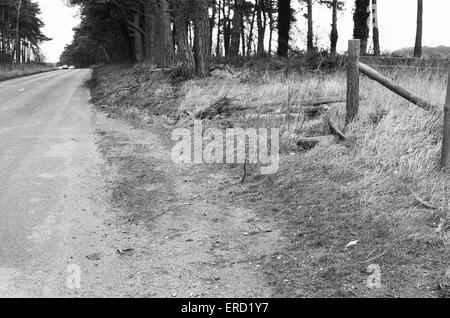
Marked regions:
[0,63,55,82]
[91,60,450,297]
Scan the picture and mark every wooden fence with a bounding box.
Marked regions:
[346,39,450,169]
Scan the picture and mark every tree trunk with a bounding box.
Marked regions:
[0,7,3,64]
[372,0,380,55]
[247,2,257,57]
[143,1,154,61]
[194,0,210,77]
[210,0,217,57]
[240,13,246,57]
[15,0,22,64]
[306,0,314,54]
[189,22,193,47]
[256,0,265,57]
[222,0,231,57]
[277,0,291,57]
[216,0,222,56]
[353,0,370,55]
[268,0,274,56]
[174,1,195,76]
[150,1,158,62]
[156,0,174,67]
[330,0,338,55]
[414,0,423,58]
[229,0,243,59]
[133,12,144,62]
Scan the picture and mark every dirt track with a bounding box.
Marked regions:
[0,69,284,297]
[81,116,283,297]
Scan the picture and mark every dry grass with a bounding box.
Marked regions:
[0,63,55,81]
[93,63,450,297]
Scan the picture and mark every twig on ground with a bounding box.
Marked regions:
[275,208,293,219]
[363,250,388,264]
[407,186,438,210]
[197,96,245,120]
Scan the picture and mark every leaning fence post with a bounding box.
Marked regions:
[346,39,360,125]
[440,72,450,169]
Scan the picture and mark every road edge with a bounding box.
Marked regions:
[0,68,58,83]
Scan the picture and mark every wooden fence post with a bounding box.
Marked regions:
[440,72,450,169]
[346,39,360,125]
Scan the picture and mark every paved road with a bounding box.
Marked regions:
[0,70,100,296]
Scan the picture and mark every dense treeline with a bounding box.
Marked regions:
[60,0,426,77]
[0,0,49,64]
[60,0,316,74]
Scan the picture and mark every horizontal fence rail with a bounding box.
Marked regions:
[358,62,436,112]
[346,39,450,170]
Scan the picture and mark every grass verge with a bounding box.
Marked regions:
[0,64,56,82]
[91,62,450,298]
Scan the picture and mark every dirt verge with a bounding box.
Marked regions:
[90,64,450,298]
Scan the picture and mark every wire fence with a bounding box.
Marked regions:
[359,56,450,77]
[360,55,450,67]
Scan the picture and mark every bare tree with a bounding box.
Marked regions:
[414,0,423,58]
[267,0,274,56]
[372,0,380,55]
[277,0,292,57]
[256,0,265,57]
[353,0,370,54]
[156,0,174,66]
[229,0,243,58]
[12,0,22,63]
[210,0,217,56]
[193,0,210,76]
[306,0,314,54]
[319,0,344,55]
[246,1,257,57]
[173,0,195,75]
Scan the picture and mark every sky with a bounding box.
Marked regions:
[37,0,80,63]
[308,0,450,53]
[35,0,450,63]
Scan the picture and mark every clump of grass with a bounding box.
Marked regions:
[92,64,180,117]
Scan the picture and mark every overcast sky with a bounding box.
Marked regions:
[37,0,80,63]
[309,0,450,53]
[36,0,450,63]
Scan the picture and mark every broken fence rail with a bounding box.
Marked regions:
[346,39,450,169]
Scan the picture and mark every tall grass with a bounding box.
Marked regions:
[0,63,55,81]
[94,63,450,296]
[182,66,450,241]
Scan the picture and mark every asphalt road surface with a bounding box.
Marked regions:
[0,70,98,297]
[0,69,279,298]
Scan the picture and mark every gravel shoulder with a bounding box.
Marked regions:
[62,112,285,297]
